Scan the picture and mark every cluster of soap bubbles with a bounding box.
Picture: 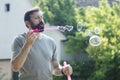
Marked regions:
[77,22,102,46]
[58,25,73,32]
[47,22,101,46]
[46,25,73,32]
[46,22,101,46]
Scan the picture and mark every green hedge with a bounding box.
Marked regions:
[53,60,95,80]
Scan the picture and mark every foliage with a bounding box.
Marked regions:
[85,1,120,80]
[66,0,120,80]
[32,0,77,36]
[53,60,95,80]
[65,7,89,53]
[65,33,89,53]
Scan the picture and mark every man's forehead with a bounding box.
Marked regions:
[31,11,43,17]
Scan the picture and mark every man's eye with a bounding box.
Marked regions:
[35,18,39,19]
[34,19,39,22]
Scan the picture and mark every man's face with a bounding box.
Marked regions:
[29,11,44,32]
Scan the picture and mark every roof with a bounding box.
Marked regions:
[0,59,11,61]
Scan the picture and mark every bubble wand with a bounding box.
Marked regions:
[33,29,39,32]
[33,25,73,32]
[64,61,71,80]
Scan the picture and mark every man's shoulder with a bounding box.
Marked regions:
[41,33,55,42]
[16,33,26,39]
[13,33,26,42]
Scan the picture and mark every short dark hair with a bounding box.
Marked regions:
[24,7,40,22]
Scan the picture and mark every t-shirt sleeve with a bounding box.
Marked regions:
[11,37,23,55]
[52,39,58,61]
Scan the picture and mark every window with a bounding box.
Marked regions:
[5,3,10,12]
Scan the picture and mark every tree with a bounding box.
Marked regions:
[66,0,120,80]
[86,1,120,80]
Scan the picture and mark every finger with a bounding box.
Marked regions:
[27,30,34,37]
[34,35,37,39]
[67,65,73,75]
[64,65,72,75]
[30,34,37,40]
[65,68,69,75]
[62,69,67,75]
[64,61,67,66]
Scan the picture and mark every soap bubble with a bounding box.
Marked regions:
[94,27,101,34]
[65,25,73,31]
[58,26,66,32]
[85,29,93,36]
[89,35,102,46]
[77,22,84,31]
[44,25,73,32]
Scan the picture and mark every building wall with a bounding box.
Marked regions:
[76,0,98,7]
[0,0,33,59]
[0,0,33,79]
[0,0,66,60]
[76,0,116,7]
[0,0,67,79]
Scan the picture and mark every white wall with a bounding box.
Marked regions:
[0,0,33,59]
[0,0,67,60]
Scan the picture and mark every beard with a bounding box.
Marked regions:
[30,21,44,32]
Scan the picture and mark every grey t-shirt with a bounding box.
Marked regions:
[12,33,57,80]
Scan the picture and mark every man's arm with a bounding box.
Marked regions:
[11,42,31,72]
[52,61,63,76]
[11,31,38,72]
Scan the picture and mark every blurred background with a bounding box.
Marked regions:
[0,0,120,80]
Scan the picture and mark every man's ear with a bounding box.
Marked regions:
[25,21,31,28]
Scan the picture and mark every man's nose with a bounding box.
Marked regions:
[40,20,44,24]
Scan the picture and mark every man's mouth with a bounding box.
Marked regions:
[33,22,44,32]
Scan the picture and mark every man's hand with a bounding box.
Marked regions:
[26,30,38,46]
[62,62,73,76]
